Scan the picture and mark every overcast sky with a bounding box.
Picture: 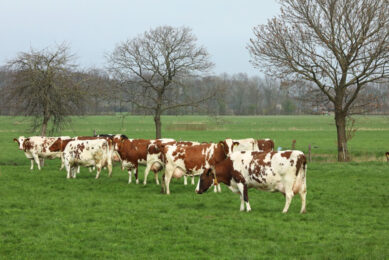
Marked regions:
[0,0,280,76]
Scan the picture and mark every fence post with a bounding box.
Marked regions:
[308,144,312,162]
[292,139,296,150]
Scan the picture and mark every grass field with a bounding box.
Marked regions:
[1,115,389,259]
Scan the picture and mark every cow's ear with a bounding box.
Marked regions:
[13,138,18,143]
[218,141,224,147]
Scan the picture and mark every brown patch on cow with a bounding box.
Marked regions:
[257,139,274,152]
[23,139,33,151]
[248,152,274,183]
[213,158,234,186]
[77,136,100,140]
[114,138,152,170]
[77,143,85,152]
[290,159,294,166]
[13,138,20,145]
[281,151,293,159]
[295,154,307,176]
[169,143,227,175]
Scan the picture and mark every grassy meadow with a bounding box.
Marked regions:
[0,115,389,259]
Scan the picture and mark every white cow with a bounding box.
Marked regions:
[63,139,113,179]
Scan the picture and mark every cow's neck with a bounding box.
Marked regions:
[214,158,233,186]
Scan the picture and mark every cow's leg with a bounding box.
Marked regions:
[107,163,113,177]
[184,175,188,185]
[161,173,166,193]
[135,164,139,184]
[191,176,195,185]
[77,166,80,174]
[143,164,151,185]
[128,169,132,184]
[65,162,71,179]
[89,167,93,173]
[32,154,41,170]
[30,159,34,170]
[71,166,77,178]
[282,182,295,213]
[299,176,307,214]
[60,155,65,170]
[164,172,173,195]
[213,184,222,193]
[95,166,102,179]
[237,183,251,212]
[163,165,174,195]
[154,171,160,185]
[40,158,45,167]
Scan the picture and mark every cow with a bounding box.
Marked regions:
[222,138,274,154]
[196,150,307,213]
[161,142,228,194]
[14,136,71,170]
[49,135,121,173]
[63,139,114,179]
[112,135,175,184]
[144,140,199,185]
[386,152,389,162]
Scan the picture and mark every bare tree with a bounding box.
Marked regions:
[248,0,389,161]
[5,43,85,135]
[107,26,214,138]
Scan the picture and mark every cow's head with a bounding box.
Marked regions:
[218,141,229,156]
[112,134,128,152]
[195,168,216,194]
[258,139,274,152]
[14,136,27,150]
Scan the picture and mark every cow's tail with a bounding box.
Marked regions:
[292,153,307,195]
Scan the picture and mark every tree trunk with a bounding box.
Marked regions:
[154,109,162,139]
[41,117,49,136]
[334,111,350,162]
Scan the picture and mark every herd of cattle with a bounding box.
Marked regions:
[13,135,307,213]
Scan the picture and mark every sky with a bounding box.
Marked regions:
[0,0,280,76]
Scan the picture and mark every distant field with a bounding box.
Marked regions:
[1,114,389,161]
[0,115,388,259]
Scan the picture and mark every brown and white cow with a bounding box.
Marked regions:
[196,150,307,213]
[14,136,71,170]
[161,142,227,194]
[63,139,114,179]
[49,136,121,173]
[144,140,200,185]
[112,135,175,184]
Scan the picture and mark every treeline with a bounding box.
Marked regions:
[1,67,388,116]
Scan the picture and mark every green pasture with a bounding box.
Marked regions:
[0,115,388,259]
